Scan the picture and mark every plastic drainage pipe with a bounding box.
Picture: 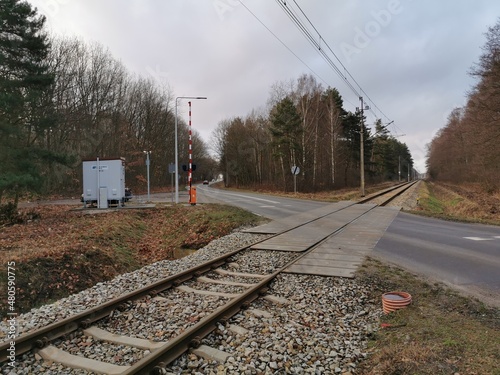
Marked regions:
[381,291,412,314]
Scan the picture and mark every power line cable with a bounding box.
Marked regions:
[238,0,358,109]
[278,0,393,123]
[237,2,330,92]
[276,0,361,98]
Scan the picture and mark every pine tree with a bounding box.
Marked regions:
[269,97,302,190]
[0,0,60,205]
[269,97,302,164]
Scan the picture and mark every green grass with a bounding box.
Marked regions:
[419,184,445,214]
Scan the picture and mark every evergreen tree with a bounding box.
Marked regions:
[269,97,302,190]
[270,97,302,160]
[0,0,63,204]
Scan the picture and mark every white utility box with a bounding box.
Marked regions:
[82,158,126,207]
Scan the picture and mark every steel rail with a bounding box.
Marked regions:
[131,198,399,373]
[122,268,282,374]
[1,182,418,367]
[1,200,344,363]
[0,246,241,362]
[135,198,403,373]
[378,180,419,206]
[0,202,338,363]
[357,181,412,204]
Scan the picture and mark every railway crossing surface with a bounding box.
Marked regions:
[247,201,400,277]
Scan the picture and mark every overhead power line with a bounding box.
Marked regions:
[276,0,361,98]
[238,0,359,110]
[239,0,394,125]
[237,2,329,90]
[275,0,392,124]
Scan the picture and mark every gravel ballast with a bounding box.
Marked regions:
[1,228,381,375]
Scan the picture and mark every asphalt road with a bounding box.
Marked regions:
[195,185,326,220]
[373,212,500,307]
[28,185,499,307]
[197,185,500,307]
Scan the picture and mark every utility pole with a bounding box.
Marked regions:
[143,151,151,202]
[398,155,401,182]
[359,96,366,197]
[188,102,194,204]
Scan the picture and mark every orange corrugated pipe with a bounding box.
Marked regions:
[382,291,412,314]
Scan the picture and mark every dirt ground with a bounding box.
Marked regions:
[0,204,261,315]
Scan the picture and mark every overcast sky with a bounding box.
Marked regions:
[29,0,500,172]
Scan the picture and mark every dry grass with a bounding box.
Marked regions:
[355,181,500,374]
[413,181,500,225]
[0,204,262,315]
[357,258,500,375]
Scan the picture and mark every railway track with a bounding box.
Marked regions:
[358,180,419,206]
[1,182,418,374]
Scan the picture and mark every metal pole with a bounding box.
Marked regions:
[145,151,151,202]
[359,97,365,197]
[147,153,150,201]
[398,155,401,182]
[188,101,193,204]
[174,98,179,204]
[96,156,100,208]
[174,96,207,204]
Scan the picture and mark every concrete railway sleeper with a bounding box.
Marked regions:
[1,183,413,373]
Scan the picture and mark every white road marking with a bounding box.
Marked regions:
[209,191,280,204]
[463,236,495,241]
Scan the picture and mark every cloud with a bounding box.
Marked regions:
[29,0,500,173]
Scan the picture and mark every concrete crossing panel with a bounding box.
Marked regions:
[284,264,356,278]
[285,206,400,278]
[251,204,376,252]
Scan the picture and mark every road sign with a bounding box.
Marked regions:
[168,163,176,174]
[291,166,300,194]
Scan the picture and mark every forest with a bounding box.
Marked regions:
[0,0,216,205]
[212,75,413,192]
[426,18,500,192]
[1,0,413,207]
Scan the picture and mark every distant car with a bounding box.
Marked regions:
[124,187,132,201]
[202,180,209,185]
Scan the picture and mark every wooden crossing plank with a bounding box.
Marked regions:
[311,247,368,255]
[252,244,308,252]
[302,253,364,262]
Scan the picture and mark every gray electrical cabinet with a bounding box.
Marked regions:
[82,158,126,207]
